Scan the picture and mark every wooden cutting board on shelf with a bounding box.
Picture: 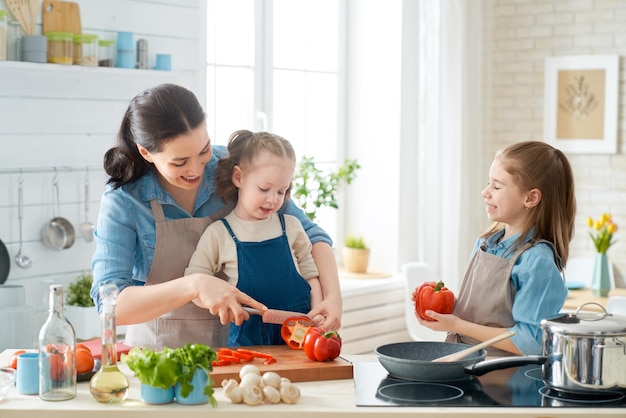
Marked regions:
[210,345,353,384]
[42,0,81,34]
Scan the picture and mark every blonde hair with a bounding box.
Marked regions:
[216,130,296,203]
[481,141,576,268]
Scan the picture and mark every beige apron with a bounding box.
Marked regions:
[124,200,232,350]
[445,239,555,356]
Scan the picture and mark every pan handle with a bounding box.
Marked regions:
[465,355,547,376]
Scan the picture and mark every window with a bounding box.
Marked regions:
[206,0,343,239]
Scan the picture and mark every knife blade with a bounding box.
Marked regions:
[243,306,311,324]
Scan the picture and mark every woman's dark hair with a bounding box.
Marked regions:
[103,84,206,189]
[216,130,296,203]
[481,141,576,267]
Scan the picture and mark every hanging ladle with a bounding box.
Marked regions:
[15,172,33,268]
[79,169,95,242]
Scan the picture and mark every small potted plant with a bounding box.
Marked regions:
[342,235,370,273]
[64,271,101,340]
[122,344,217,406]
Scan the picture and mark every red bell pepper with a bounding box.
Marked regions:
[281,316,315,349]
[415,280,455,321]
[302,327,342,362]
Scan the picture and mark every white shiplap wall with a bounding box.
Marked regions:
[0,0,205,326]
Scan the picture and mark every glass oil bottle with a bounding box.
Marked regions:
[89,284,129,403]
[39,284,76,401]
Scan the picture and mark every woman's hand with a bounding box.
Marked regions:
[188,273,267,325]
[308,298,341,330]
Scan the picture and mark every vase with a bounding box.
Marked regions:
[591,252,611,297]
[175,369,209,405]
[140,384,175,404]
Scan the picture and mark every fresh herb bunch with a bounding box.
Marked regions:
[122,344,218,407]
[587,213,618,254]
[345,235,367,249]
[292,156,360,221]
[66,271,95,307]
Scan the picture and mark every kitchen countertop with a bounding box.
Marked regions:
[563,288,626,312]
[1,350,624,417]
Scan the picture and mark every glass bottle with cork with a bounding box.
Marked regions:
[89,283,129,403]
[38,284,76,401]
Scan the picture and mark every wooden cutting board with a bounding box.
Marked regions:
[210,345,353,384]
[42,0,81,34]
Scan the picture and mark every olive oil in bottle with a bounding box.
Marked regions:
[89,284,129,403]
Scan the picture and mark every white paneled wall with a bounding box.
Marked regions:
[0,0,205,334]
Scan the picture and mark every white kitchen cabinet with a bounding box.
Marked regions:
[339,274,410,354]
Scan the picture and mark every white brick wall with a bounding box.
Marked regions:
[484,0,626,286]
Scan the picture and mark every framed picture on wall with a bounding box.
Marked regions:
[544,55,618,154]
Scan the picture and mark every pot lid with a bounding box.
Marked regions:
[541,303,626,335]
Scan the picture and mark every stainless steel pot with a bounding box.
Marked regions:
[542,303,626,393]
[467,303,626,394]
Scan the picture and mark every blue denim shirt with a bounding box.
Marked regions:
[90,145,332,311]
[473,230,568,355]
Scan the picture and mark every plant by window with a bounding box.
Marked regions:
[292,156,360,221]
[66,271,95,307]
[587,213,618,254]
[345,235,367,249]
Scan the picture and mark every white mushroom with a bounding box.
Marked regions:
[228,386,244,404]
[280,383,301,404]
[239,364,260,379]
[262,386,281,404]
[240,372,262,388]
[221,379,239,398]
[279,377,291,387]
[262,371,282,389]
[242,385,264,406]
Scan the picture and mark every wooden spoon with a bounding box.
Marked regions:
[28,0,41,35]
[432,330,516,363]
[6,0,29,34]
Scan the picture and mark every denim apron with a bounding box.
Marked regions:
[124,200,232,350]
[222,213,311,346]
[445,239,557,356]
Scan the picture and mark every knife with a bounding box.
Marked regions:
[243,306,311,324]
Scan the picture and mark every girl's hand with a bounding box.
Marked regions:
[416,310,458,333]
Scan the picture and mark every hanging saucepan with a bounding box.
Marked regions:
[41,173,75,250]
[466,303,626,394]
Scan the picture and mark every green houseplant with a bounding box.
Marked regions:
[292,156,360,221]
[342,235,370,273]
[64,271,101,340]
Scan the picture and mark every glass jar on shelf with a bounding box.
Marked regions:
[46,31,73,64]
[73,33,98,66]
[98,39,115,67]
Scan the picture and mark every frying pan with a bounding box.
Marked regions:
[0,239,10,284]
[375,341,488,382]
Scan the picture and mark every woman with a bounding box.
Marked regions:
[91,84,342,350]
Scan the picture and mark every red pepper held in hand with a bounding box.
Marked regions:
[415,280,455,321]
[302,327,342,362]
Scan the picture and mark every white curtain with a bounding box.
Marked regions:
[416,0,483,292]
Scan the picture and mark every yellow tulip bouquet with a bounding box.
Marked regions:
[587,213,618,254]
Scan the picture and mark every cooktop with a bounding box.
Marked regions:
[354,361,626,408]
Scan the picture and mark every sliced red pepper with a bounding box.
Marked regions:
[219,348,255,362]
[280,316,314,349]
[212,358,231,367]
[236,348,277,364]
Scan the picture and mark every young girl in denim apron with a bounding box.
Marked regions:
[185,130,323,346]
[415,141,575,356]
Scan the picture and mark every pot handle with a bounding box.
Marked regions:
[465,355,547,376]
